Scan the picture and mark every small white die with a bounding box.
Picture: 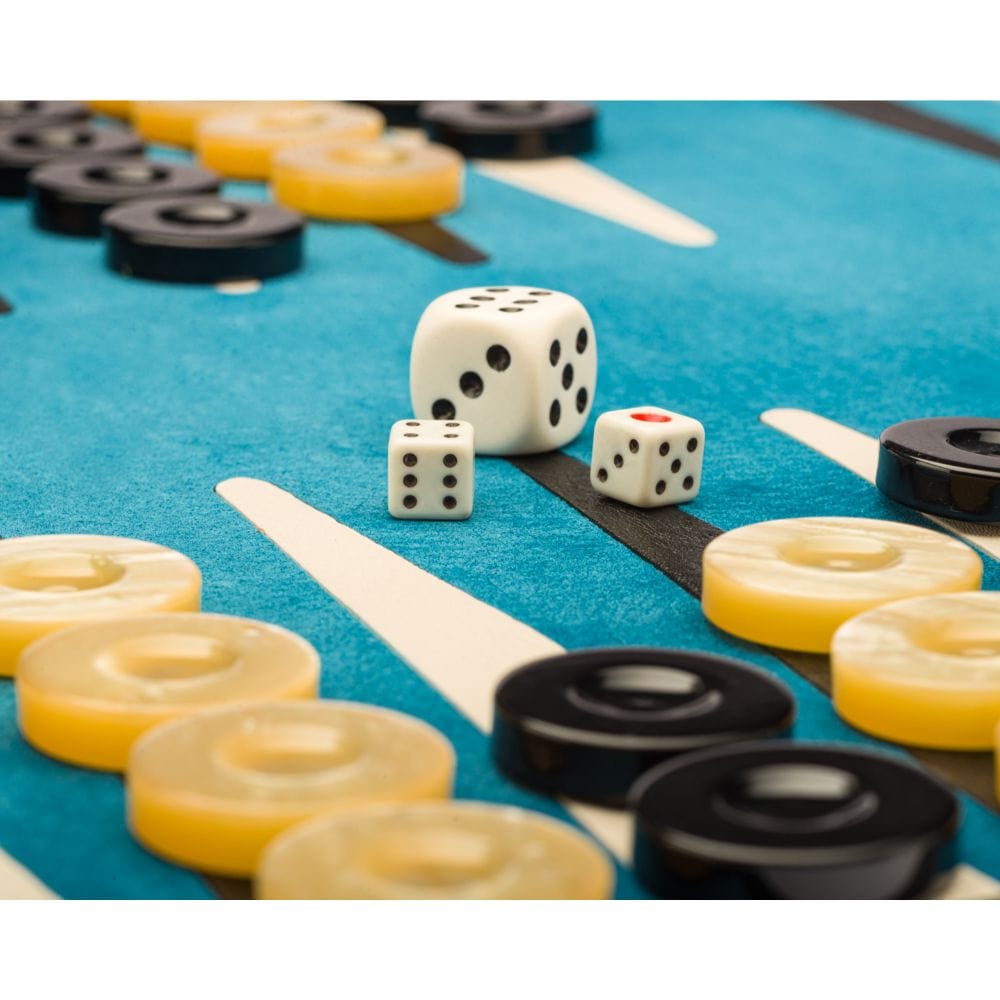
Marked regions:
[590,407,704,508]
[388,420,474,520]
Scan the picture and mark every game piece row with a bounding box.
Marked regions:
[0,111,462,281]
[2,99,604,283]
[0,111,311,281]
[0,529,992,898]
[487,644,958,898]
[3,532,969,897]
[3,98,594,208]
[700,514,1000,753]
[0,533,611,898]
[125,100,598,164]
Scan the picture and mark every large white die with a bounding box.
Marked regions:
[590,407,705,508]
[409,286,597,455]
[388,419,474,520]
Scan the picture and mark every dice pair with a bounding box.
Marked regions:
[389,405,706,519]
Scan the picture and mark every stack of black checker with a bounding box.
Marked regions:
[490,646,958,899]
[2,100,605,282]
[1,100,305,283]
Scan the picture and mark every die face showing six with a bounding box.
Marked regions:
[590,407,705,508]
[388,419,474,520]
[409,286,597,456]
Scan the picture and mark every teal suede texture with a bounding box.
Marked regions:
[1,101,998,898]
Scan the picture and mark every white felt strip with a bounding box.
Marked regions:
[215,279,262,296]
[0,847,57,899]
[216,478,562,733]
[761,408,1000,562]
[216,476,994,896]
[215,477,629,860]
[922,863,1000,900]
[474,157,717,249]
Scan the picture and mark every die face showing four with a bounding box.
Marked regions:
[409,286,597,456]
[590,407,705,508]
[388,419,474,520]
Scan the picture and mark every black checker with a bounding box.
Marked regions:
[419,102,597,159]
[102,197,305,284]
[876,416,1000,522]
[29,158,221,237]
[351,101,425,127]
[491,647,796,807]
[631,742,958,899]
[0,101,89,131]
[0,123,143,198]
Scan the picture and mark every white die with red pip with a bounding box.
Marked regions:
[590,407,705,507]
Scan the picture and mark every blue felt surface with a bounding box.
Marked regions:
[909,100,1000,141]
[0,101,998,898]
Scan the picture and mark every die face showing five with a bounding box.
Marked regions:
[409,286,597,456]
[388,420,474,520]
[590,407,705,508]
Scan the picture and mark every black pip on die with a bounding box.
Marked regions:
[388,419,474,520]
[590,407,705,507]
[409,286,597,455]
